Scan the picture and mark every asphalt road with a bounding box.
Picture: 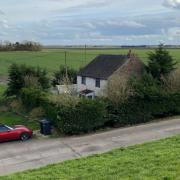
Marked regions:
[0,117,180,176]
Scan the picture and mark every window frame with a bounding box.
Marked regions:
[95,78,100,88]
[82,76,86,85]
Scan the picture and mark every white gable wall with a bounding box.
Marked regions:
[77,76,107,96]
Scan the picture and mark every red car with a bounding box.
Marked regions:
[0,124,33,142]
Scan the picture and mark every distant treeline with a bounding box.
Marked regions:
[0,41,42,51]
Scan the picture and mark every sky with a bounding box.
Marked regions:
[0,0,180,45]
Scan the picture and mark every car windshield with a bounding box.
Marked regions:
[0,125,13,132]
[5,125,14,130]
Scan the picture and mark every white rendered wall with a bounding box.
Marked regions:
[77,76,107,96]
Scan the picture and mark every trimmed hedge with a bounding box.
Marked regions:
[107,91,180,127]
[43,98,107,135]
[56,99,107,134]
[42,90,180,135]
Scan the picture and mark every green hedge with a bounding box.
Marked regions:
[43,101,59,122]
[44,98,107,135]
[107,91,180,127]
[42,90,180,135]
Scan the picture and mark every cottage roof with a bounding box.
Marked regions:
[78,54,129,80]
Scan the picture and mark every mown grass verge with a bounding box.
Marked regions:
[2,135,180,180]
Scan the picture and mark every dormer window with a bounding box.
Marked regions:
[95,78,100,88]
[82,76,86,85]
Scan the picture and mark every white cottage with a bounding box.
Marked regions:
[77,52,144,99]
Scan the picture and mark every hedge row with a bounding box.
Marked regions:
[20,87,180,135]
[107,91,180,127]
[43,98,107,134]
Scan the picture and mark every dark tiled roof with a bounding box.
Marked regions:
[78,55,129,80]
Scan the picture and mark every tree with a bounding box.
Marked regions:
[105,73,133,105]
[6,64,50,96]
[0,41,42,51]
[147,44,177,81]
[52,65,77,87]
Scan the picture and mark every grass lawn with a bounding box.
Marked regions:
[0,84,6,101]
[0,85,39,130]
[0,112,39,130]
[0,48,179,76]
[2,135,180,180]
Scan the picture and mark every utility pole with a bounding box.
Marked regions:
[84,44,87,65]
[64,51,68,83]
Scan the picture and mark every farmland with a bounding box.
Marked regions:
[0,48,179,77]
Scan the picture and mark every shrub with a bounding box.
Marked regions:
[131,73,159,97]
[107,96,152,126]
[29,107,44,119]
[45,98,107,135]
[162,67,180,91]
[20,88,47,110]
[8,99,26,114]
[106,72,180,127]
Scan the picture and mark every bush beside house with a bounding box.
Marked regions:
[55,99,107,134]
[41,94,108,134]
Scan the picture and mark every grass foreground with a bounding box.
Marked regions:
[2,135,180,180]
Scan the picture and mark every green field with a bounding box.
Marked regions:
[0,48,179,76]
[2,135,180,180]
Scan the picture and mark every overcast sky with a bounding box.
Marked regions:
[0,0,180,45]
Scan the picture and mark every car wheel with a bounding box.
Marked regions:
[20,132,30,141]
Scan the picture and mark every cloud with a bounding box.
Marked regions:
[0,0,180,45]
[0,19,9,29]
[105,20,146,28]
[0,10,5,15]
[163,0,180,9]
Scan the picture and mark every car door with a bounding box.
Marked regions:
[0,125,17,142]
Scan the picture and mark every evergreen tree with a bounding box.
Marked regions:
[52,65,77,86]
[6,64,50,96]
[147,44,177,81]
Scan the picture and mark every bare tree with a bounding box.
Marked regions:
[105,73,134,104]
[162,67,180,91]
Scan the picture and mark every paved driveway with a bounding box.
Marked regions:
[0,118,180,176]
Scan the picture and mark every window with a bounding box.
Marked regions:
[95,78,100,88]
[87,95,93,99]
[0,125,10,132]
[82,76,86,85]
